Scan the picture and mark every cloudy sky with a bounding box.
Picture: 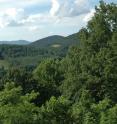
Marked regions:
[0,0,116,41]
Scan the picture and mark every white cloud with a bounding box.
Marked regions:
[0,7,24,28]
[50,0,91,17]
[0,0,93,29]
[0,0,47,5]
[20,14,41,24]
[83,9,95,22]
[29,26,39,31]
[5,8,17,18]
[0,0,98,41]
[50,0,60,16]
[0,17,9,28]
[19,13,59,26]
[5,8,24,19]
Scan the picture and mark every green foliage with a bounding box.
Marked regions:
[0,1,116,123]
[4,67,38,94]
[0,83,39,124]
[33,58,64,105]
[61,0,117,102]
[34,58,63,87]
[60,1,117,123]
[0,60,9,69]
[39,96,73,124]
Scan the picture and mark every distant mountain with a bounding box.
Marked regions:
[0,33,79,47]
[0,40,30,45]
[0,32,79,67]
[30,33,79,48]
[30,35,65,47]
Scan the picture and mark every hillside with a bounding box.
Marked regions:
[31,35,65,47]
[31,33,79,48]
[0,32,79,68]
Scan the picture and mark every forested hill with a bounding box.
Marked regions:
[0,32,79,67]
[31,35,65,47]
[30,33,79,48]
[0,33,79,47]
[0,33,79,57]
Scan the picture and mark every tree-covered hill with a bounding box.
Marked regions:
[0,33,79,67]
[31,35,65,47]
[30,33,79,48]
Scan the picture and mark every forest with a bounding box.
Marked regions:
[0,33,79,68]
[0,1,117,124]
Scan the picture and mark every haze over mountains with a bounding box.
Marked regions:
[0,40,30,45]
[0,33,79,47]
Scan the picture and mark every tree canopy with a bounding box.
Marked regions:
[0,1,117,124]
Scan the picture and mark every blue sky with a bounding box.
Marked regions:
[0,0,116,41]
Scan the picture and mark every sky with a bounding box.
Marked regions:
[0,0,117,41]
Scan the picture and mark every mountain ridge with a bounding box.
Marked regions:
[0,32,79,47]
[30,33,79,48]
[0,40,30,45]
